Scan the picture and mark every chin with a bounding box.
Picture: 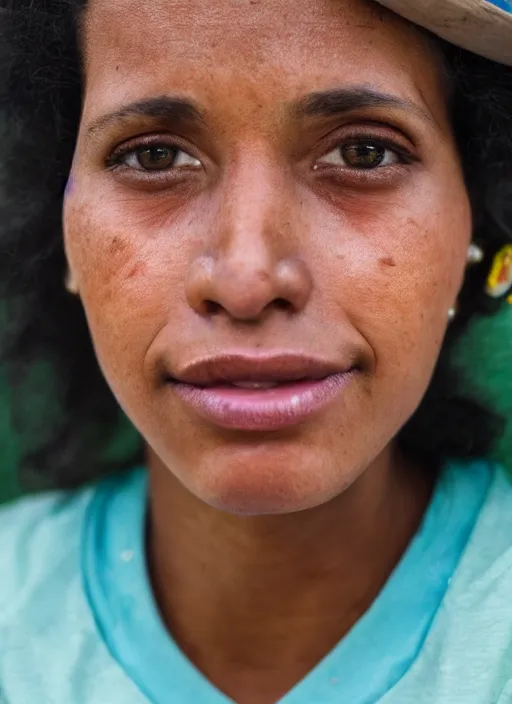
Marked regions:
[187,442,352,516]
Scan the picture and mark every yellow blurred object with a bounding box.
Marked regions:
[486,245,512,299]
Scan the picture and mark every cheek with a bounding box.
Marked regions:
[312,177,471,395]
[62,196,188,401]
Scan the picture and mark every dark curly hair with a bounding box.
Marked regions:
[0,0,511,490]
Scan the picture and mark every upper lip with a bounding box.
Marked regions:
[169,353,354,387]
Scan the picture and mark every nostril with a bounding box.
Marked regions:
[204,300,222,315]
[274,298,291,311]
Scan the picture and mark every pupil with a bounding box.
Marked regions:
[343,143,385,168]
[138,146,176,170]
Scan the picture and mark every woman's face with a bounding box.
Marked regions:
[64,0,471,514]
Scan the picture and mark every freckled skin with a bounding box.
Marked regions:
[63,0,470,516]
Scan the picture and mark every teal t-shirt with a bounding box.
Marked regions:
[1,460,512,703]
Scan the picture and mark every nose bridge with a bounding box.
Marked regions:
[217,150,293,261]
[185,149,313,321]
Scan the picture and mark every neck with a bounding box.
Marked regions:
[147,447,433,704]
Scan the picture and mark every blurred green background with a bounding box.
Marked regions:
[0,307,510,505]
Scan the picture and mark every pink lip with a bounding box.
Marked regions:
[171,373,353,431]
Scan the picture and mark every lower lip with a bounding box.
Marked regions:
[171,373,353,431]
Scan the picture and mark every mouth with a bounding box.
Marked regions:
[166,353,357,432]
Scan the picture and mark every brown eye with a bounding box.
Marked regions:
[318,140,400,170]
[137,146,179,170]
[118,145,202,172]
[341,143,386,168]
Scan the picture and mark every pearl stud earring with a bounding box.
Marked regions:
[467,243,484,265]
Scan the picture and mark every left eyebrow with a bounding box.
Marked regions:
[85,95,205,137]
[293,87,434,125]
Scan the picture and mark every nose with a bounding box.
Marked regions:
[185,161,313,322]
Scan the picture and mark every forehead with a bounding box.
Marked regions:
[82,0,442,122]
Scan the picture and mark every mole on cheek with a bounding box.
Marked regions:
[379,256,396,267]
[109,236,126,255]
[127,263,143,278]
[106,236,145,280]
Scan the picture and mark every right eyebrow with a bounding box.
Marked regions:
[85,96,205,137]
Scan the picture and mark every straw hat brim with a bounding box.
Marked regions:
[375,0,512,65]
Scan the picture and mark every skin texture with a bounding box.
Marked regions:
[63,0,472,700]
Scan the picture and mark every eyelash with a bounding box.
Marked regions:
[106,134,202,170]
[105,131,416,179]
[321,129,414,163]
